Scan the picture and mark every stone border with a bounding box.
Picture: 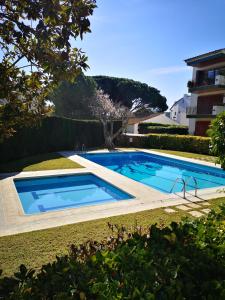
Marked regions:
[0,148,224,236]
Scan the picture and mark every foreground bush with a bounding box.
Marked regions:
[208,111,225,169]
[138,124,188,135]
[119,133,210,154]
[1,206,225,299]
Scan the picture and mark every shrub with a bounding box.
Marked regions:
[139,122,171,134]
[139,122,172,128]
[0,117,105,163]
[139,124,188,135]
[119,134,210,154]
[1,206,225,299]
[208,111,225,169]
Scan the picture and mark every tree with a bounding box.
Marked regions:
[208,111,225,169]
[50,74,97,119]
[92,75,168,111]
[91,89,131,149]
[0,0,96,140]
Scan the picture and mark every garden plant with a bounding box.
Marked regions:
[1,206,225,299]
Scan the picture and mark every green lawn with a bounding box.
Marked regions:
[151,149,217,163]
[0,196,225,276]
[0,152,83,173]
[0,148,223,276]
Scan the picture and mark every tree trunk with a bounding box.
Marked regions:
[105,134,115,150]
[102,119,128,150]
[102,122,115,150]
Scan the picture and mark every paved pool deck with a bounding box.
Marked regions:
[0,148,224,236]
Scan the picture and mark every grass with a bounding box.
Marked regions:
[0,148,222,275]
[0,152,83,173]
[151,149,217,163]
[0,196,225,276]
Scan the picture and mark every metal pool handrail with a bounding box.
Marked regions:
[185,176,198,197]
[170,178,186,199]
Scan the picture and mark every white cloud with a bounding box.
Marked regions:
[146,65,191,75]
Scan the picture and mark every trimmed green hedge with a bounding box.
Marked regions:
[139,122,173,128]
[1,206,225,299]
[0,117,105,163]
[119,134,210,154]
[139,123,188,135]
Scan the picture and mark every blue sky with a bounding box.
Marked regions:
[77,0,225,108]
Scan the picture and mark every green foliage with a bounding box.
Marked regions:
[50,73,97,119]
[139,123,188,135]
[139,122,172,127]
[0,117,104,163]
[0,0,96,140]
[208,111,225,169]
[120,134,210,154]
[92,75,168,111]
[1,206,225,299]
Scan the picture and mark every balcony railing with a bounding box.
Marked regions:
[186,105,225,117]
[188,74,225,92]
[186,107,198,116]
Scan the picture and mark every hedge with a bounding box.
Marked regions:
[139,123,188,135]
[1,206,225,299]
[140,122,172,127]
[119,133,210,154]
[0,117,105,163]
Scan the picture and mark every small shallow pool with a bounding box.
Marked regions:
[80,152,225,194]
[14,174,133,215]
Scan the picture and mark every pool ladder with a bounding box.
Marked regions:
[170,176,198,199]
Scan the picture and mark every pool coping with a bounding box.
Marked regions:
[0,148,224,236]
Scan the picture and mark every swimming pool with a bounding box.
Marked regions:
[14,174,133,215]
[80,152,225,194]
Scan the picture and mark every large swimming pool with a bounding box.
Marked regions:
[14,174,133,215]
[80,152,225,194]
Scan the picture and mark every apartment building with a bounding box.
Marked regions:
[185,49,225,136]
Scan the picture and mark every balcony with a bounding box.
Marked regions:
[188,73,225,94]
[187,105,225,118]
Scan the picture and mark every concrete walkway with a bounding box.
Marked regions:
[0,148,224,236]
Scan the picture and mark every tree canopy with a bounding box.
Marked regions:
[92,75,168,112]
[0,0,96,140]
[90,89,130,149]
[50,73,96,119]
[208,111,225,169]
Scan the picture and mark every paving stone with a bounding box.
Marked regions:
[201,208,211,214]
[176,205,190,211]
[164,208,176,213]
[201,202,211,206]
[188,210,204,217]
[186,203,201,209]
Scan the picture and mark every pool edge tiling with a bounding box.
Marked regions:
[79,151,225,194]
[0,149,225,237]
[14,173,133,215]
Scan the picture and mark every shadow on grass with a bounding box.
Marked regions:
[0,152,79,176]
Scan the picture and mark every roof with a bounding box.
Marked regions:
[170,95,191,110]
[128,114,159,125]
[185,48,225,66]
[141,113,179,125]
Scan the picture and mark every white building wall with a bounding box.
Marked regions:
[170,105,179,122]
[126,124,138,134]
[179,112,189,126]
[170,94,191,125]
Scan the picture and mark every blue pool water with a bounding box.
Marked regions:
[14,174,133,215]
[80,152,225,194]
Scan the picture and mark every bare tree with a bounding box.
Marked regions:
[91,89,131,149]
